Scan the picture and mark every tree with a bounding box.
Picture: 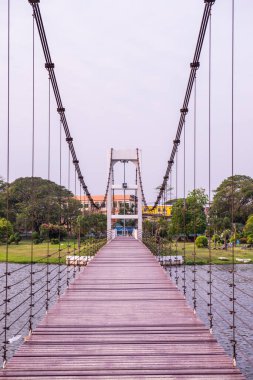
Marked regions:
[118,202,136,226]
[40,223,67,240]
[155,218,169,238]
[247,235,253,245]
[212,233,220,249]
[0,218,13,243]
[170,188,208,238]
[244,214,253,236]
[220,229,231,249]
[210,175,253,230]
[4,177,81,232]
[77,213,107,237]
[143,220,155,235]
[0,178,7,218]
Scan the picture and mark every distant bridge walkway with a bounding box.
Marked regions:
[0,237,243,379]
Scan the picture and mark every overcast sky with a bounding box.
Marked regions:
[0,0,253,203]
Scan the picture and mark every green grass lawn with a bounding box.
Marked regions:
[1,239,252,265]
[0,239,106,264]
[145,239,253,265]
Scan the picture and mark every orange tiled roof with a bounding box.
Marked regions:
[74,195,134,202]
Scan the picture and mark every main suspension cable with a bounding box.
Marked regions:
[3,0,11,368]
[45,64,51,313]
[192,73,198,314]
[28,7,35,337]
[150,1,216,210]
[231,0,236,367]
[207,8,213,334]
[28,1,110,209]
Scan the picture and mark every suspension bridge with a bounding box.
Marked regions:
[0,0,252,378]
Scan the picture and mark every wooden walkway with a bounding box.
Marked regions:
[0,237,244,379]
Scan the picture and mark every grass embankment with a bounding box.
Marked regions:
[148,240,253,265]
[1,240,252,265]
[0,239,106,264]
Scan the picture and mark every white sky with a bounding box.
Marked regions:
[0,0,253,203]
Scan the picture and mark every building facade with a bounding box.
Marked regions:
[75,194,136,215]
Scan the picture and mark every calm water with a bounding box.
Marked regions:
[167,264,253,379]
[0,262,81,364]
[0,262,252,379]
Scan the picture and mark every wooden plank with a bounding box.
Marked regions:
[0,237,244,379]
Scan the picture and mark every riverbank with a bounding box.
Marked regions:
[167,242,253,264]
[0,240,252,264]
[145,240,253,265]
[0,239,106,264]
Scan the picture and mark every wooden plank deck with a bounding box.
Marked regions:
[0,237,244,379]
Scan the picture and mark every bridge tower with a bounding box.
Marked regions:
[107,149,142,241]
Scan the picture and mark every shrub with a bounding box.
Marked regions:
[230,233,240,243]
[32,231,43,244]
[247,235,253,245]
[195,235,208,248]
[13,232,21,244]
[212,234,220,244]
[0,218,13,243]
[32,231,40,240]
[51,238,59,245]
[40,223,67,240]
[240,237,247,244]
[7,234,15,245]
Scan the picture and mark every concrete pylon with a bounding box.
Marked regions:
[107,148,142,241]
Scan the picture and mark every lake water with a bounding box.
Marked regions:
[167,264,253,379]
[0,262,81,364]
[0,262,252,379]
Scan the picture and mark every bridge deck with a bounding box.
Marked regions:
[0,237,243,379]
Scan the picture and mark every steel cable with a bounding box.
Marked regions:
[3,0,11,367]
[28,2,111,209]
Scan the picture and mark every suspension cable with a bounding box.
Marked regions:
[57,119,62,297]
[136,149,147,207]
[174,148,179,285]
[45,65,51,313]
[73,167,77,278]
[150,1,215,210]
[28,7,35,337]
[78,181,82,271]
[168,169,173,278]
[27,1,111,210]
[3,0,11,368]
[208,8,213,334]
[182,117,187,296]
[192,74,197,314]
[66,149,71,287]
[231,0,236,367]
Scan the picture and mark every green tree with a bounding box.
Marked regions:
[0,178,7,218]
[118,202,135,215]
[171,188,208,238]
[243,214,253,236]
[0,218,13,243]
[40,223,67,240]
[143,220,154,235]
[155,218,169,238]
[220,229,231,249]
[212,233,220,249]
[5,177,81,232]
[247,235,253,245]
[210,175,253,230]
[77,213,107,237]
[118,203,136,226]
